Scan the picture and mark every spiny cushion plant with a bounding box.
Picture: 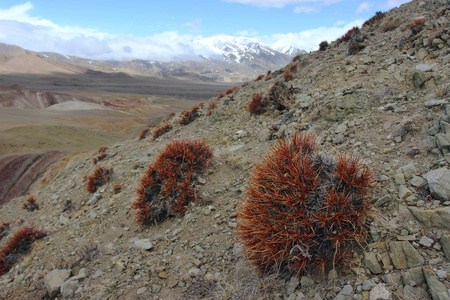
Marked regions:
[247,93,268,115]
[237,133,374,277]
[93,146,108,164]
[138,127,151,141]
[85,166,114,193]
[0,222,10,240]
[22,195,39,211]
[178,105,200,126]
[0,227,47,276]
[133,139,213,225]
[152,123,173,141]
[283,63,298,81]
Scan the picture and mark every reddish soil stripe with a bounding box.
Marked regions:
[0,151,68,206]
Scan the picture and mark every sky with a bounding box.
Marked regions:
[0,0,410,61]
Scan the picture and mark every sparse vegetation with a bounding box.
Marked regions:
[268,81,296,111]
[133,139,213,225]
[0,227,47,276]
[319,41,329,51]
[363,11,386,27]
[138,127,151,140]
[264,70,272,81]
[178,105,201,126]
[407,18,426,35]
[247,93,269,115]
[336,26,360,44]
[85,166,114,193]
[237,133,374,277]
[22,195,39,211]
[283,63,298,81]
[152,123,173,141]
[113,181,123,194]
[93,146,108,164]
[380,17,400,32]
[253,74,265,82]
[225,86,239,95]
[207,100,218,116]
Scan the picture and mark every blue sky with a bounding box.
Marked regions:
[0,0,410,61]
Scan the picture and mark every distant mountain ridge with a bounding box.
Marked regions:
[0,37,306,82]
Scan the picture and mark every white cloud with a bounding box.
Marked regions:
[355,2,373,13]
[183,19,202,31]
[221,0,341,8]
[382,0,411,10]
[0,2,364,61]
[294,5,320,13]
[263,19,365,51]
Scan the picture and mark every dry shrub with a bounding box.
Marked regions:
[152,123,173,141]
[93,146,108,164]
[268,81,296,111]
[0,227,47,276]
[179,105,200,126]
[237,133,374,277]
[264,70,272,81]
[0,222,10,240]
[207,100,218,116]
[319,41,329,51]
[380,17,400,32]
[138,127,151,141]
[225,86,239,95]
[163,112,176,123]
[85,166,114,193]
[247,94,269,115]
[336,27,360,44]
[283,63,298,81]
[22,196,39,212]
[113,182,123,194]
[253,75,265,82]
[408,18,426,35]
[133,139,213,225]
[362,11,386,27]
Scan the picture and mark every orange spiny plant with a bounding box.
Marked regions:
[0,227,47,276]
[225,86,239,95]
[264,70,272,81]
[85,166,114,193]
[22,196,39,211]
[178,105,200,126]
[152,123,173,141]
[163,112,176,123]
[138,127,151,140]
[207,100,218,116]
[336,27,360,44]
[362,11,385,27]
[247,93,268,115]
[283,63,298,81]
[93,146,108,164]
[236,133,374,277]
[133,139,213,225]
[253,75,264,82]
[407,18,426,35]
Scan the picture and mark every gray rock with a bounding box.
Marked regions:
[419,236,434,248]
[92,269,103,279]
[425,99,449,108]
[441,235,450,260]
[399,163,416,181]
[425,168,450,201]
[188,267,202,277]
[335,123,348,134]
[413,72,431,88]
[369,283,391,300]
[423,268,450,300]
[436,133,450,150]
[401,267,425,286]
[300,275,314,288]
[417,48,429,61]
[363,279,377,291]
[70,268,89,281]
[409,176,426,188]
[441,121,450,134]
[60,280,78,298]
[408,207,450,229]
[334,285,353,300]
[415,64,434,72]
[44,269,71,297]
[364,252,383,274]
[286,276,300,295]
[399,185,412,200]
[403,285,428,300]
[389,241,424,269]
[131,239,154,250]
[87,193,102,206]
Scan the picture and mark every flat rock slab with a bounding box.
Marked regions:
[389,241,424,269]
[423,269,450,300]
[425,168,450,201]
[44,269,71,297]
[408,207,450,229]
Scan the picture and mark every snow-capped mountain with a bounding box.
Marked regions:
[271,40,307,56]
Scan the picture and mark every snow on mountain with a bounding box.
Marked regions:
[271,40,307,56]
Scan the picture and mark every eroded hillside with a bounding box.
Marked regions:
[0,0,450,299]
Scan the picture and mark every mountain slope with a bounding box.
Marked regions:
[0,1,450,299]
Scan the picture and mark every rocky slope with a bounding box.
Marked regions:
[1,0,450,299]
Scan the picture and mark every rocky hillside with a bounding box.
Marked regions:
[1,0,450,299]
